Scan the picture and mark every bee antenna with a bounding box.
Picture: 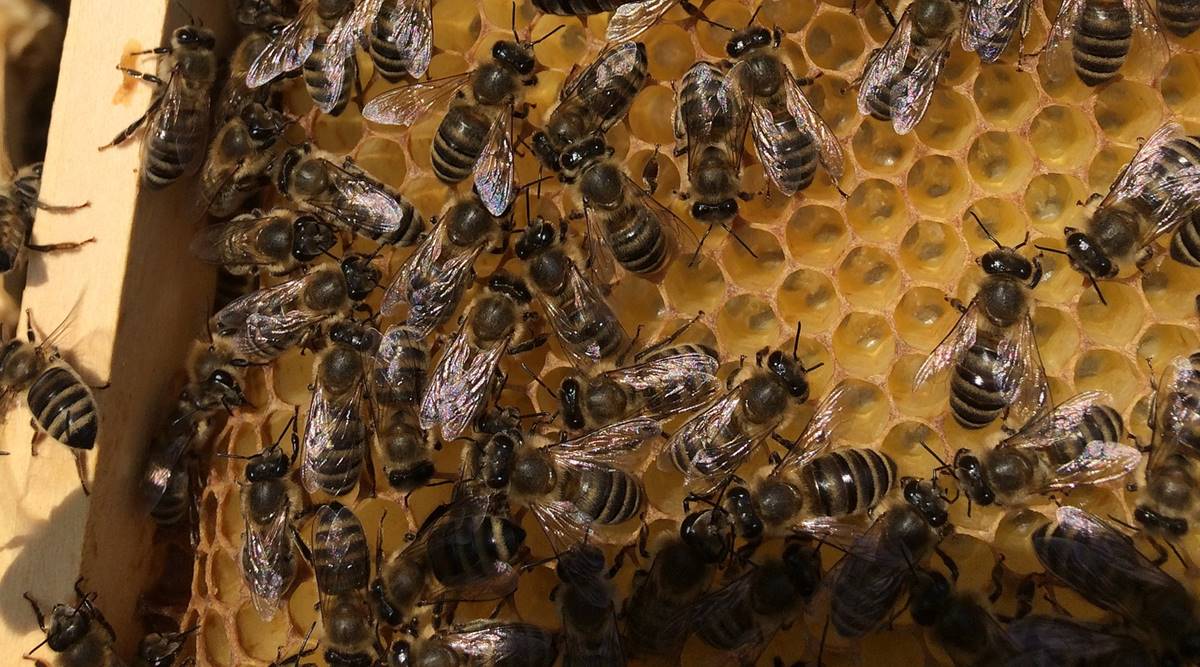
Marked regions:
[747,3,763,27]
[519,174,554,191]
[510,2,518,41]
[518,360,557,399]
[792,320,802,359]
[1088,275,1108,306]
[918,440,948,468]
[1032,244,1068,255]
[173,0,199,26]
[530,24,566,46]
[968,210,1003,249]
[724,222,759,260]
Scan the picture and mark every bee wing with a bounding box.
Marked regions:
[793,514,869,548]
[540,263,627,367]
[1001,391,1112,450]
[374,324,428,402]
[661,387,773,488]
[381,225,442,316]
[1046,440,1141,491]
[1125,0,1170,80]
[474,111,516,217]
[622,171,698,253]
[312,503,368,595]
[689,570,774,666]
[374,0,434,77]
[1040,0,1087,82]
[1006,616,1144,666]
[437,621,554,663]
[602,349,721,420]
[1139,165,1200,249]
[142,413,204,510]
[382,227,482,335]
[784,70,843,180]
[1148,355,1200,472]
[246,3,319,87]
[772,382,850,476]
[322,160,413,238]
[604,0,678,43]
[301,376,367,495]
[531,497,596,552]
[242,508,295,620]
[1102,122,1186,210]
[234,310,325,361]
[747,102,800,196]
[419,326,505,440]
[149,70,211,175]
[997,314,1051,426]
[857,9,915,117]
[913,301,979,389]
[560,42,647,130]
[551,416,660,469]
[962,0,1027,61]
[564,604,624,666]
[890,35,951,135]
[581,201,618,287]
[825,516,910,636]
[680,62,746,179]
[189,213,277,268]
[419,521,519,603]
[326,0,385,58]
[213,273,312,334]
[362,72,471,126]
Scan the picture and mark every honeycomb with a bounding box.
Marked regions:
[164,0,1200,665]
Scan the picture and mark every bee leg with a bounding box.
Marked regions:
[29,420,45,456]
[101,94,163,150]
[23,593,46,631]
[726,356,746,390]
[987,554,1007,603]
[934,547,959,582]
[26,238,97,255]
[72,450,91,497]
[1135,245,1159,271]
[129,45,172,56]
[872,0,898,27]
[634,311,702,361]
[115,66,166,86]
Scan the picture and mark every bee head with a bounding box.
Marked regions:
[13,162,42,206]
[724,485,764,540]
[241,102,284,146]
[726,26,777,57]
[493,39,535,76]
[767,350,810,400]
[329,319,381,354]
[691,199,739,223]
[952,449,994,506]
[557,543,606,584]
[902,477,949,527]
[681,507,734,563]
[172,25,216,51]
[909,569,952,627]
[245,446,290,482]
[530,132,561,172]
[291,215,336,262]
[1064,226,1117,279]
[47,603,91,652]
[446,198,494,248]
[206,368,248,409]
[387,639,414,667]
[559,136,609,176]
[339,254,381,302]
[559,375,586,430]
[1133,505,1189,536]
[979,247,1033,281]
[515,217,560,260]
[781,541,822,598]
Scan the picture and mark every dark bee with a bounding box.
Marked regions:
[1159,0,1200,36]
[135,625,198,667]
[1040,0,1168,87]
[468,415,659,549]
[858,0,963,134]
[302,320,381,497]
[826,478,950,638]
[190,207,337,276]
[915,216,1049,430]
[515,217,631,368]
[1033,506,1200,663]
[532,0,629,17]
[24,585,122,667]
[673,61,747,237]
[1005,615,1157,665]
[364,32,552,216]
[530,41,648,173]
[275,144,424,246]
[621,508,733,660]
[419,272,545,441]
[381,193,512,337]
[660,327,821,491]
[371,492,525,627]
[104,25,218,187]
[908,568,1017,666]
[385,620,559,667]
[232,0,298,32]
[691,540,823,666]
[313,502,380,667]
[0,162,92,274]
[219,27,284,122]
[369,0,434,81]
[211,253,381,364]
[962,0,1034,61]
[372,325,437,491]
[556,543,624,667]
[200,102,288,217]
[1135,354,1200,542]
[953,391,1137,508]
[1058,122,1200,286]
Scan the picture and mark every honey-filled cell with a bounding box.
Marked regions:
[721,226,786,290]
[1142,258,1200,320]
[1139,324,1200,378]
[852,117,917,177]
[761,0,816,32]
[1161,53,1200,120]
[432,0,482,53]
[804,11,865,71]
[202,611,235,666]
[1094,80,1164,144]
[907,154,970,217]
[972,64,1039,129]
[628,85,677,146]
[1023,172,1088,236]
[898,220,967,284]
[716,293,781,358]
[832,312,896,378]
[835,379,892,443]
[777,268,841,333]
[963,198,1027,255]
[353,137,407,190]
[888,355,947,419]
[915,89,977,152]
[1088,143,1137,195]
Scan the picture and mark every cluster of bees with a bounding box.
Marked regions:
[9,0,1200,664]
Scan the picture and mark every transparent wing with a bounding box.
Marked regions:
[374,324,429,403]
[1149,354,1200,472]
[361,73,471,126]
[233,310,326,361]
[691,570,773,666]
[541,263,626,367]
[1126,0,1170,81]
[793,514,869,547]
[531,497,596,552]
[246,3,318,87]
[242,509,295,619]
[784,70,843,180]
[1103,122,1185,210]
[560,42,647,132]
[381,225,441,316]
[325,0,385,60]
[826,516,909,636]
[312,503,367,595]
[1039,0,1086,83]
[680,62,746,179]
[962,0,1027,61]
[997,314,1051,426]
[1006,616,1147,666]
[438,621,555,664]
[376,0,434,77]
[1139,165,1200,249]
[318,160,413,238]
[416,513,520,603]
[474,111,515,216]
[419,327,505,440]
[564,605,624,667]
[662,387,774,487]
[603,349,720,421]
[914,301,979,389]
[1001,391,1113,450]
[551,416,660,469]
[190,213,278,268]
[301,377,367,495]
[623,171,696,253]
[382,226,482,336]
[580,201,617,287]
[857,9,914,117]
[148,70,211,175]
[1046,441,1141,490]
[141,413,204,509]
[212,273,313,334]
[891,35,951,135]
[773,382,850,476]
[604,0,678,43]
[748,101,800,196]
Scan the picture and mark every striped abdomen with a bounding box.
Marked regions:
[950,335,1007,429]
[863,32,939,121]
[426,516,523,588]
[623,542,710,657]
[143,100,207,188]
[1049,404,1124,465]
[798,448,898,517]
[1072,0,1132,87]
[304,36,356,116]
[757,101,818,193]
[0,198,29,273]
[603,201,671,276]
[551,289,625,362]
[334,187,422,245]
[28,364,97,450]
[369,0,423,81]
[432,104,490,184]
[1159,0,1200,37]
[308,409,366,497]
[531,0,630,15]
[313,503,370,596]
[564,465,644,525]
[696,586,756,651]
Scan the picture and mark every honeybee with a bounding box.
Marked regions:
[1005,615,1157,665]
[1039,0,1168,87]
[621,508,733,660]
[246,0,382,115]
[363,31,553,216]
[201,102,289,217]
[275,144,424,246]
[0,162,92,274]
[1033,506,1200,663]
[104,25,217,188]
[857,0,963,135]
[690,540,823,666]
[24,585,122,667]
[556,542,624,666]
[190,208,337,276]
[232,0,298,31]
[371,491,525,627]
[826,478,951,638]
[231,414,304,620]
[385,620,560,667]
[1135,354,1200,540]
[532,0,628,17]
[219,27,285,122]
[1056,123,1200,286]
[914,216,1049,430]
[211,253,381,364]
[467,415,659,549]
[673,61,747,240]
[530,41,648,172]
[515,217,630,368]
[559,136,692,282]
[419,273,545,441]
[1159,0,1200,36]
[953,391,1138,508]
[659,327,823,491]
[135,625,198,667]
[381,193,512,337]
[0,311,101,491]
[908,568,1017,666]
[961,0,1034,61]
[368,0,434,81]
[313,502,380,666]
[302,320,381,497]
[603,0,730,42]
[372,324,437,491]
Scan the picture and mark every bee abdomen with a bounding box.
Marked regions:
[432,105,490,184]
[697,595,756,651]
[950,343,1007,429]
[1159,0,1200,37]
[27,365,97,450]
[1059,404,1124,463]
[369,1,417,81]
[314,506,370,595]
[144,107,207,188]
[151,465,190,525]
[531,0,629,15]
[606,205,669,276]
[309,421,367,497]
[1072,1,1133,87]
[572,467,643,525]
[303,40,356,116]
[1170,215,1200,266]
[767,111,819,193]
[801,448,897,517]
